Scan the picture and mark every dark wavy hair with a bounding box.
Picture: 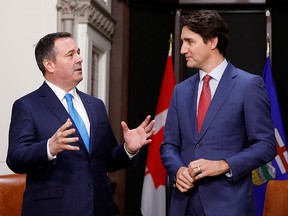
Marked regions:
[35,32,73,76]
[180,9,230,57]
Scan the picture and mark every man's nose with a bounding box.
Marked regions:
[77,54,83,63]
[180,44,187,55]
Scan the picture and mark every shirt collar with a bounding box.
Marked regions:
[199,59,228,81]
[45,80,78,102]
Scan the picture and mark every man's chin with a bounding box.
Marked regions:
[186,62,196,68]
[75,76,83,83]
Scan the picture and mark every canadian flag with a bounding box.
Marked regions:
[141,46,176,216]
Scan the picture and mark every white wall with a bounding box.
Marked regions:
[0,0,57,174]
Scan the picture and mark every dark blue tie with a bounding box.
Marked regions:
[64,93,90,152]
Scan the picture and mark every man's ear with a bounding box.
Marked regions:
[43,59,54,74]
[210,37,218,50]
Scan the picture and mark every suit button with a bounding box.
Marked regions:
[195,143,200,148]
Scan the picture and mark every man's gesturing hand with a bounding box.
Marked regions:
[49,118,80,156]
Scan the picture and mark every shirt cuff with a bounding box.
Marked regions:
[124,143,139,159]
[47,139,57,161]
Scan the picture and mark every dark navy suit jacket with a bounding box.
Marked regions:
[7,82,134,216]
[160,63,277,216]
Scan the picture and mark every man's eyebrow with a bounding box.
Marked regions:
[66,48,80,55]
[182,37,193,42]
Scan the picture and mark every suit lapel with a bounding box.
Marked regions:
[198,63,238,139]
[77,90,96,154]
[186,75,200,141]
[39,82,70,124]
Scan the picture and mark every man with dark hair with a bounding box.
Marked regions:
[160,10,276,216]
[7,32,155,216]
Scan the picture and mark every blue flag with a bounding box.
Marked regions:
[253,56,288,216]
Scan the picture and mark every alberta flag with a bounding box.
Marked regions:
[141,48,176,216]
[253,56,288,216]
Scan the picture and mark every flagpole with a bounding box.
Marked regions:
[266,33,270,58]
[266,9,272,60]
[169,33,173,56]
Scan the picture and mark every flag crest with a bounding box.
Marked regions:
[252,56,288,186]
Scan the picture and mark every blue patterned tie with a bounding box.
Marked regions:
[64,93,90,152]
